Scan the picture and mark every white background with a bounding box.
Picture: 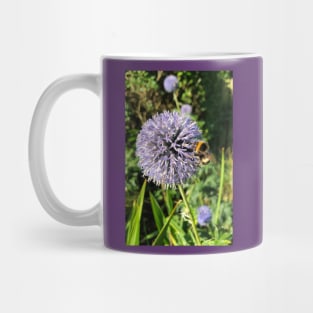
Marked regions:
[1,0,313,312]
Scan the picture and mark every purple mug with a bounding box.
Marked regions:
[29,53,262,253]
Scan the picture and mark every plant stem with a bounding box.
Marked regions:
[214,147,225,226]
[173,92,180,110]
[178,185,201,246]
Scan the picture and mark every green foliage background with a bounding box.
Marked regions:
[125,70,233,246]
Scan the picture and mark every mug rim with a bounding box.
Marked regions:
[102,52,260,60]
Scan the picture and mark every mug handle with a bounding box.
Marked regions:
[29,74,101,226]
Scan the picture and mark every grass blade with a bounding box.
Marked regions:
[152,200,182,246]
[213,147,225,226]
[149,192,165,231]
[126,180,147,245]
[164,189,173,214]
[169,219,188,246]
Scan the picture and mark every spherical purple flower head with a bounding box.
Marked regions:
[197,205,212,226]
[136,111,201,188]
[181,104,192,116]
[163,75,178,93]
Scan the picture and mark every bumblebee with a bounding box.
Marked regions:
[194,141,211,165]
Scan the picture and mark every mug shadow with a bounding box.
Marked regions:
[28,224,107,252]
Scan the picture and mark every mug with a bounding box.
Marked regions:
[29,53,262,254]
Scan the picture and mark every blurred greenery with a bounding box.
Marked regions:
[125,70,233,246]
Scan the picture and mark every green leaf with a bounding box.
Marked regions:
[126,180,146,245]
[169,219,188,246]
[202,239,231,246]
[164,189,173,214]
[149,192,165,231]
[219,231,232,241]
[187,228,197,246]
[142,230,159,241]
[152,200,181,246]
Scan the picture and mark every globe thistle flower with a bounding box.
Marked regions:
[197,205,212,226]
[163,75,178,93]
[181,104,192,116]
[136,111,201,188]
